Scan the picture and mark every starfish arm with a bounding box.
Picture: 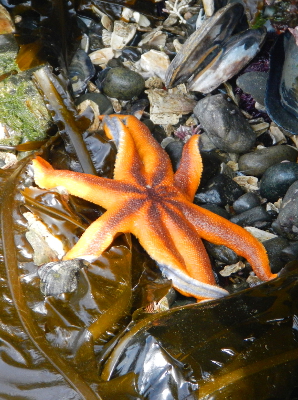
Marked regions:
[63,199,144,260]
[101,115,174,186]
[174,135,203,201]
[161,202,215,285]
[101,116,147,186]
[179,201,277,281]
[131,202,227,300]
[32,156,139,209]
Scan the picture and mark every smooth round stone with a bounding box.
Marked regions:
[204,242,239,265]
[164,140,183,172]
[233,192,261,214]
[236,71,268,105]
[260,162,298,202]
[199,204,230,220]
[229,206,272,228]
[273,180,298,240]
[195,174,244,206]
[75,93,113,115]
[281,242,298,262]
[263,237,289,273]
[238,145,298,177]
[102,67,145,100]
[194,94,256,153]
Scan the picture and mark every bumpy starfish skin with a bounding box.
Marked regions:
[32,114,277,300]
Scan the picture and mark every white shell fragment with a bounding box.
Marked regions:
[138,28,167,49]
[146,85,197,125]
[89,48,114,68]
[111,21,137,50]
[38,259,85,297]
[24,212,65,264]
[244,227,277,242]
[219,261,245,277]
[140,50,170,81]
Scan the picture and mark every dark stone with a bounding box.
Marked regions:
[194,94,256,153]
[230,206,272,227]
[238,145,298,177]
[119,46,142,62]
[195,174,244,206]
[281,242,298,262]
[75,92,113,115]
[165,140,183,172]
[102,67,145,100]
[198,204,230,220]
[236,71,268,105]
[259,162,298,202]
[233,192,261,214]
[204,242,239,265]
[273,180,298,240]
[263,237,289,273]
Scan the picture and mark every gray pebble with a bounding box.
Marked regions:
[75,92,113,115]
[260,162,298,202]
[236,71,268,105]
[238,145,298,177]
[273,180,298,240]
[195,174,243,206]
[233,192,261,214]
[263,237,289,273]
[102,67,145,100]
[230,206,272,228]
[194,94,256,153]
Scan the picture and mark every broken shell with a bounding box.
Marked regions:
[140,50,170,81]
[265,31,298,135]
[165,2,266,94]
[189,28,266,93]
[165,2,244,88]
[110,20,137,50]
[38,259,85,297]
[89,47,114,68]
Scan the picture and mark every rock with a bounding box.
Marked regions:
[195,174,244,206]
[194,94,256,153]
[238,145,298,177]
[233,192,261,214]
[236,71,268,105]
[204,242,239,265]
[230,206,272,228]
[199,204,230,220]
[164,140,183,172]
[272,180,298,240]
[263,237,289,273]
[259,162,298,202]
[102,67,145,100]
[75,93,113,115]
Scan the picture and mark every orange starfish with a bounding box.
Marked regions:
[32,115,277,300]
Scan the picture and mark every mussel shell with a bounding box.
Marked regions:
[189,27,267,93]
[265,31,298,135]
[69,48,96,96]
[38,259,84,297]
[165,2,244,88]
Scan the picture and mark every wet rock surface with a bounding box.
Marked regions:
[273,180,298,240]
[233,192,261,214]
[238,145,298,176]
[230,206,272,228]
[259,162,298,202]
[102,67,145,100]
[194,94,256,153]
[236,71,268,105]
[195,173,244,206]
